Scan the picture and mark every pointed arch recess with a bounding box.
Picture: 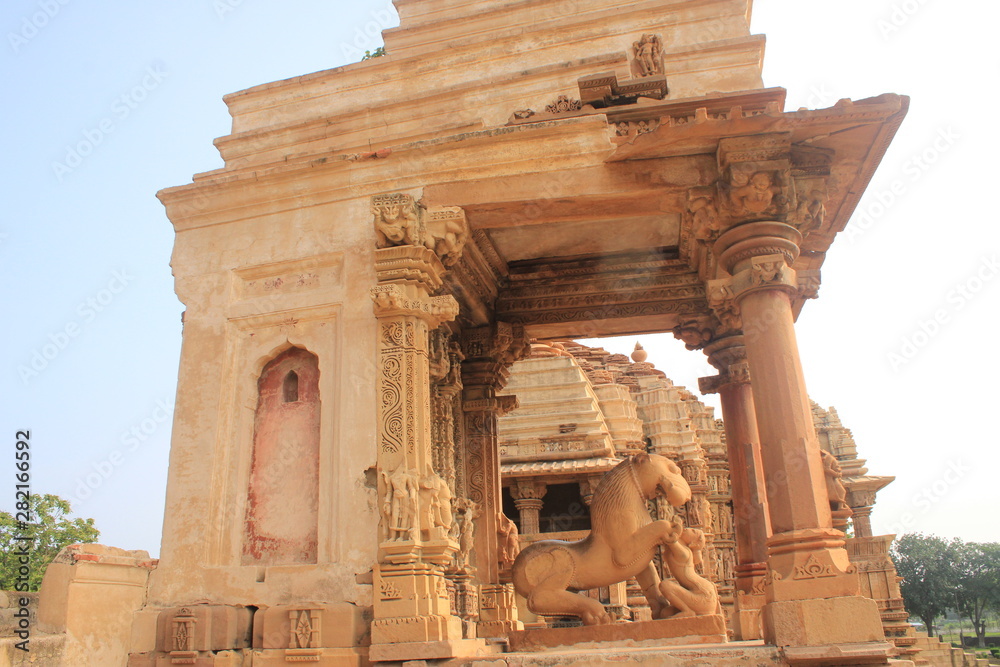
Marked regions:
[242,346,320,565]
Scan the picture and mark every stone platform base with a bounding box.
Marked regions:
[448,640,784,666]
[368,637,492,662]
[507,615,728,653]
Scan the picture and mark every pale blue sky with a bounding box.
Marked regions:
[2,0,997,557]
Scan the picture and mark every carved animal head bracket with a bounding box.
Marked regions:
[372,193,470,268]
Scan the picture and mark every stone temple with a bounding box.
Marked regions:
[8,0,973,664]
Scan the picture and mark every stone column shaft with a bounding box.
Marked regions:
[460,323,528,638]
[701,335,771,641]
[513,498,543,536]
[711,221,888,655]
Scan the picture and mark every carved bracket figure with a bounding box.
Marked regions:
[511,453,691,625]
[372,194,470,267]
[497,512,521,569]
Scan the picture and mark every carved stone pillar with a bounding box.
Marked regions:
[510,480,546,536]
[369,194,483,659]
[460,322,529,638]
[709,221,888,655]
[846,488,878,540]
[700,335,770,640]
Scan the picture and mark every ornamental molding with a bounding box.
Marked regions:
[371,284,459,326]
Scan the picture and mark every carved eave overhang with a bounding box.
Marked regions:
[842,474,895,494]
[495,247,708,340]
[500,456,622,482]
[608,93,909,271]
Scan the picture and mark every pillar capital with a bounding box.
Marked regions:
[510,479,547,502]
[699,335,752,395]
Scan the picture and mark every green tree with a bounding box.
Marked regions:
[362,46,385,60]
[891,533,957,636]
[0,494,100,591]
[953,541,1000,648]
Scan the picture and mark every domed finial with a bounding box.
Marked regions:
[631,342,647,363]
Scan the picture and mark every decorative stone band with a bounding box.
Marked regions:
[374,244,447,291]
[463,395,519,417]
[699,360,751,395]
[371,284,459,328]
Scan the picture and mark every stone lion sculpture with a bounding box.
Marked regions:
[511,453,692,625]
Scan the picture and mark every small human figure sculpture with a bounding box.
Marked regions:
[451,498,478,570]
[633,34,662,76]
[821,449,850,512]
[700,496,714,534]
[796,189,827,234]
[373,200,419,246]
[384,464,418,541]
[730,171,781,216]
[658,526,722,618]
[497,512,521,567]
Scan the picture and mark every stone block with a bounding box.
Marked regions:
[155,605,253,653]
[252,603,369,649]
[763,596,885,648]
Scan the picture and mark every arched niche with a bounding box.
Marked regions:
[242,346,320,565]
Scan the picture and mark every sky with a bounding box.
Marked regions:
[1,0,997,558]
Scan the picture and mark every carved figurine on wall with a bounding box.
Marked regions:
[632,33,663,77]
[729,171,783,217]
[418,463,454,537]
[497,512,521,568]
[373,196,420,247]
[511,453,691,625]
[382,464,419,541]
[451,497,479,571]
[821,449,850,513]
[658,527,722,618]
